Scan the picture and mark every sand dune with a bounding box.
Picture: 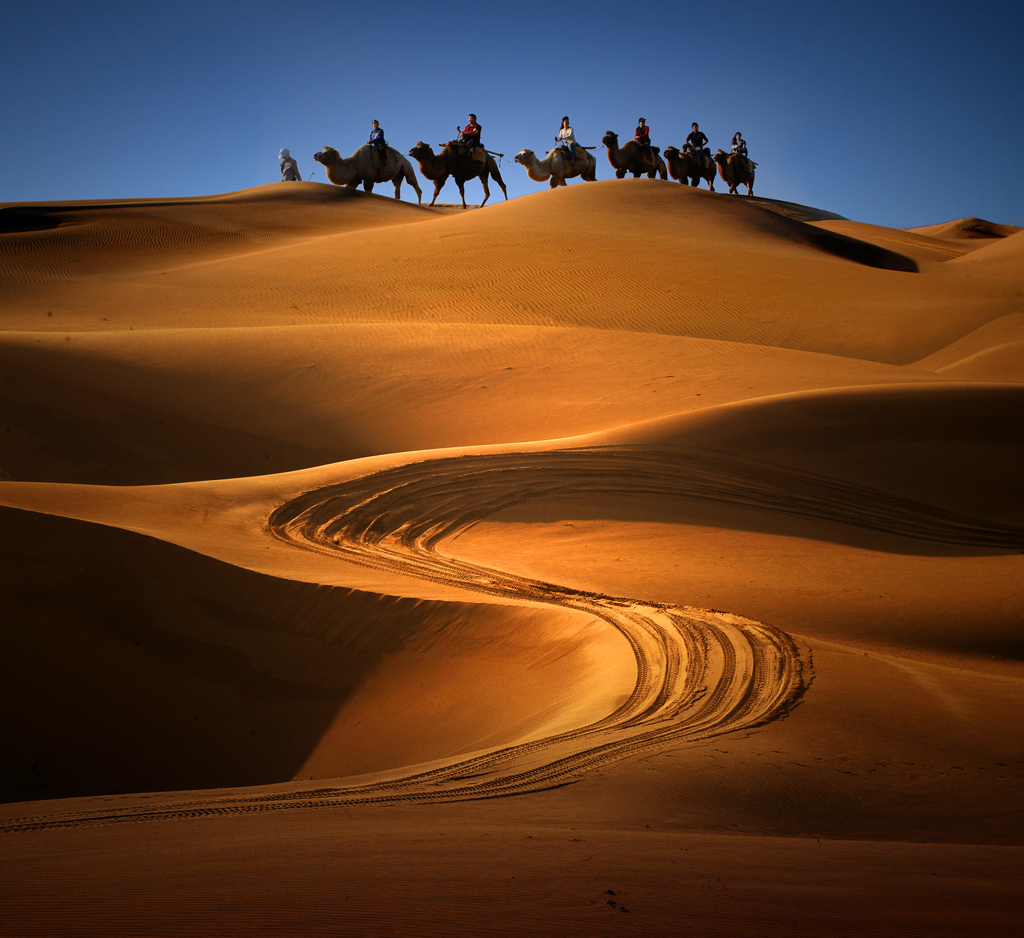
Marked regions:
[908,216,1022,241]
[2,181,1022,935]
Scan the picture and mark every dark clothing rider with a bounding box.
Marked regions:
[685,124,709,155]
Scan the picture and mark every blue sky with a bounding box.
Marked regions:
[3,0,1022,226]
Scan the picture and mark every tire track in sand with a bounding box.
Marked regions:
[7,446,1022,833]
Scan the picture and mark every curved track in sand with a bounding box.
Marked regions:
[7,446,1023,833]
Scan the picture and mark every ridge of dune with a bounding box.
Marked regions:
[810,219,979,263]
[2,379,1022,584]
[930,341,1024,379]
[593,380,1024,524]
[0,180,432,214]
[947,227,1024,270]
[0,183,434,294]
[912,312,1024,367]
[910,312,1024,379]
[3,181,1019,365]
[0,322,974,487]
[908,216,1022,241]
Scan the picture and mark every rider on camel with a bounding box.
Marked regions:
[685,123,709,158]
[458,114,482,157]
[635,118,654,166]
[731,132,748,160]
[368,120,388,163]
[555,116,580,161]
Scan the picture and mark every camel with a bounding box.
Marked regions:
[514,146,597,187]
[407,142,508,208]
[713,149,756,196]
[663,146,716,191]
[312,145,422,203]
[601,131,668,180]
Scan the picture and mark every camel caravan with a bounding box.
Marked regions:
[280,114,757,205]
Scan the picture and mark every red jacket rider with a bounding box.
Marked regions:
[459,114,482,150]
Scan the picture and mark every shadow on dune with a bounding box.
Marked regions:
[0,349,346,484]
[0,207,64,234]
[0,506,602,803]
[0,507,371,802]
[792,225,918,272]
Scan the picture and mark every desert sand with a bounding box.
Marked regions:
[1,179,1022,936]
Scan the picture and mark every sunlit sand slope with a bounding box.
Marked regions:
[0,182,432,296]
[3,182,1019,363]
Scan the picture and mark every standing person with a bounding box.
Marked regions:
[555,116,579,161]
[634,117,653,165]
[685,122,709,157]
[731,132,748,159]
[278,148,301,181]
[368,119,388,163]
[458,114,482,151]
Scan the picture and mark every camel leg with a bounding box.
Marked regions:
[478,175,490,208]
[392,177,402,200]
[616,169,626,179]
[429,179,444,207]
[407,169,423,205]
[493,171,508,201]
[549,178,559,188]
[457,179,468,209]
[363,180,374,193]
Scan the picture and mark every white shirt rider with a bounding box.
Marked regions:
[555,117,579,160]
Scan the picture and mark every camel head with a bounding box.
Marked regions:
[313,146,340,166]
[663,147,680,160]
[601,131,618,148]
[408,141,433,160]
[514,149,534,165]
[713,149,728,165]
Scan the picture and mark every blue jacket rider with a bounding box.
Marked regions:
[369,120,387,159]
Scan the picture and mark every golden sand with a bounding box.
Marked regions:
[1,181,1021,935]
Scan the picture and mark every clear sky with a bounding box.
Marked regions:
[3,0,1022,227]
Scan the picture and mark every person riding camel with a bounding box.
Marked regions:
[731,132,748,161]
[458,114,483,159]
[368,120,389,164]
[278,148,301,181]
[685,122,709,158]
[634,118,654,167]
[555,116,579,161]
